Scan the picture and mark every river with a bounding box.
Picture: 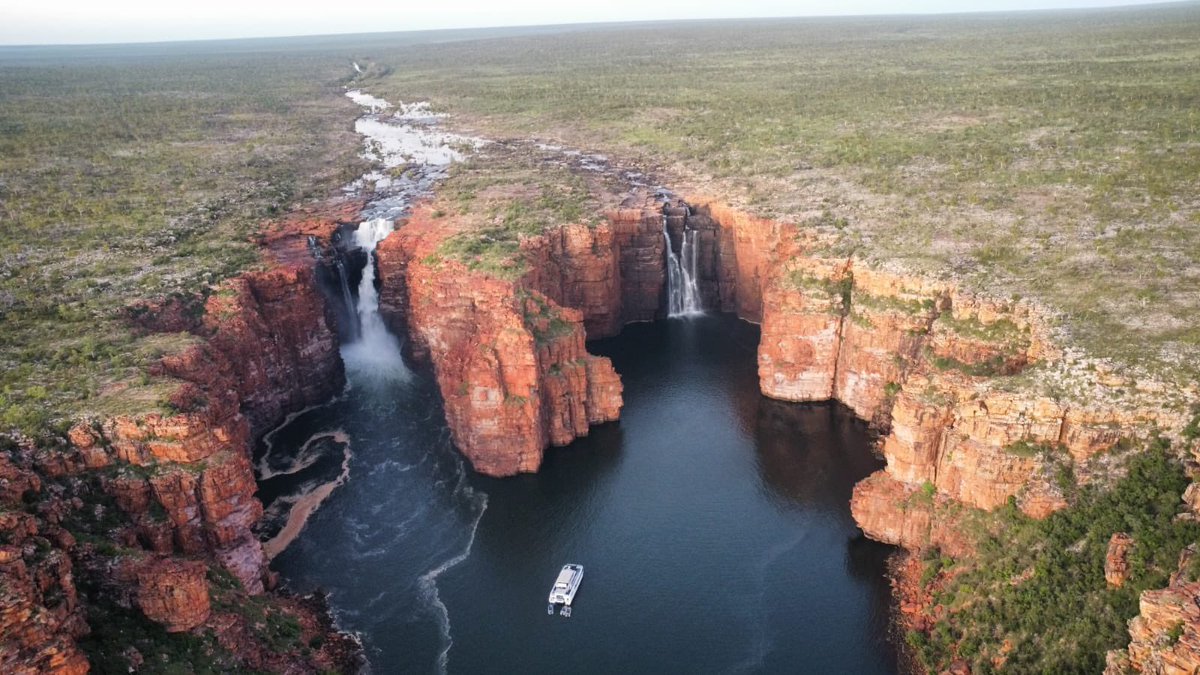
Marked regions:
[257,89,898,674]
[261,314,897,673]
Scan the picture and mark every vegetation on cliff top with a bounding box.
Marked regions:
[429,147,613,279]
[908,444,1200,673]
[365,3,1200,384]
[0,42,366,435]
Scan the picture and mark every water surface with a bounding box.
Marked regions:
[264,314,898,674]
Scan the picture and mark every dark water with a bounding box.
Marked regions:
[263,314,898,674]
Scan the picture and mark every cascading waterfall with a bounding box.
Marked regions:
[340,217,411,381]
[680,228,702,313]
[333,257,358,341]
[663,214,703,316]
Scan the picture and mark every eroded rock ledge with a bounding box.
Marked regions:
[377,209,623,476]
[2,202,362,673]
[375,185,1197,670]
[377,192,1193,506]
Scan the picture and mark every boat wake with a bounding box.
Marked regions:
[725,527,810,674]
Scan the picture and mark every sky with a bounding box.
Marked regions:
[0,0,1181,45]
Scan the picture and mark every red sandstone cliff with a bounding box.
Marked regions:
[604,207,669,325]
[377,188,1192,513]
[378,206,622,476]
[676,200,1194,548]
[69,256,344,593]
[522,222,623,338]
[0,452,90,675]
[1106,545,1200,674]
[0,204,359,673]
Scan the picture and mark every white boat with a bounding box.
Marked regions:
[547,564,584,616]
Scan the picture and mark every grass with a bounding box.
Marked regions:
[361,2,1200,384]
[907,444,1199,673]
[5,5,1198,437]
[851,291,937,318]
[0,41,367,436]
[936,313,1029,345]
[78,591,239,675]
[430,147,611,278]
[783,269,851,314]
[521,290,577,344]
[1004,439,1062,458]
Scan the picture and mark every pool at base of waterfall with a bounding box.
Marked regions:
[262,313,899,674]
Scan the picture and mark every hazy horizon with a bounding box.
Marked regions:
[0,0,1186,46]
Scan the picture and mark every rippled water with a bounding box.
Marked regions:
[261,314,898,673]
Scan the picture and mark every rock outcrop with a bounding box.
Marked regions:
[849,471,973,557]
[604,207,668,325]
[1107,546,1200,674]
[653,200,1195,552]
[4,203,360,673]
[374,187,1194,515]
[134,558,212,633]
[69,256,344,593]
[1107,533,1135,588]
[0,452,90,675]
[379,206,622,476]
[522,222,624,338]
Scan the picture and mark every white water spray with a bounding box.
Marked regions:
[663,214,703,316]
[340,217,412,382]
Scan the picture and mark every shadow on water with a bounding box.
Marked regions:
[263,312,899,674]
[753,399,884,510]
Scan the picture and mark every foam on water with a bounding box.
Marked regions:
[341,217,412,384]
[416,452,489,675]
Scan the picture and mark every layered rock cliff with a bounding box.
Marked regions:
[0,450,90,675]
[70,255,345,593]
[680,203,1191,542]
[0,203,360,673]
[374,178,1194,513]
[1107,545,1200,674]
[378,206,622,476]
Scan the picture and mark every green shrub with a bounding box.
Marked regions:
[910,446,1200,673]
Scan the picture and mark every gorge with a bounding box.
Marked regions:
[7,81,1198,674]
[257,93,900,671]
[265,87,1197,671]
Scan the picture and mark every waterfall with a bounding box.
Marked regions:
[340,217,411,382]
[333,257,359,342]
[663,215,703,317]
[680,229,702,314]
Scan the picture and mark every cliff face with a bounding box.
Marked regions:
[202,266,345,437]
[3,205,357,673]
[688,200,797,322]
[379,206,622,477]
[0,452,90,675]
[1107,546,1200,675]
[848,471,973,557]
[69,259,344,594]
[522,222,623,338]
[376,191,1189,516]
[674,201,1193,550]
[131,558,212,633]
[604,207,668,325]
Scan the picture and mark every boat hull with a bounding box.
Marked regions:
[547,564,584,606]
